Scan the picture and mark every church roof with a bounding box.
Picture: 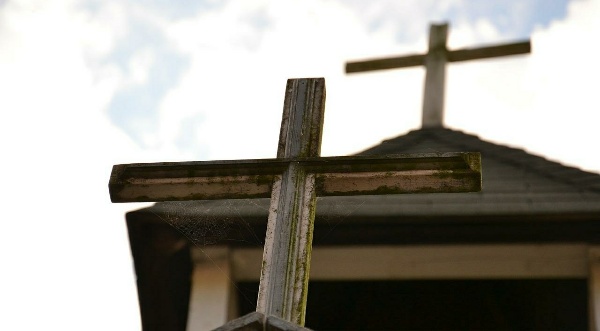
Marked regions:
[129,127,600,245]
[349,126,600,216]
[125,127,600,329]
[141,127,600,219]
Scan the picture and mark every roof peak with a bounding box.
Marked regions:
[360,127,600,193]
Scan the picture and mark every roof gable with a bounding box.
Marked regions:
[333,127,600,216]
[360,127,600,193]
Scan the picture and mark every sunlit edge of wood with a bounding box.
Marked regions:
[109,153,481,202]
[223,244,590,281]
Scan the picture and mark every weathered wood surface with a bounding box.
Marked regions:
[210,311,313,331]
[212,311,263,331]
[257,78,324,325]
[109,153,481,202]
[266,315,313,331]
[345,40,530,73]
[109,77,483,328]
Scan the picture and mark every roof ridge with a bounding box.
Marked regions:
[359,127,600,193]
[424,128,600,194]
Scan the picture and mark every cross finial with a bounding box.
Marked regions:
[346,22,531,129]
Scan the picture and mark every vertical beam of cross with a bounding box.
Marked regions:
[346,22,531,128]
[422,24,448,128]
[256,78,325,324]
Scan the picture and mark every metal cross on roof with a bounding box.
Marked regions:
[109,78,482,330]
[346,22,531,128]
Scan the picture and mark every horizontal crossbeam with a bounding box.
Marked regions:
[345,40,530,73]
[448,41,531,62]
[346,54,425,73]
[109,152,481,202]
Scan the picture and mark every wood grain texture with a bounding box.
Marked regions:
[108,78,483,329]
[109,153,481,202]
[259,78,324,325]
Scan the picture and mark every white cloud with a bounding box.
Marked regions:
[154,0,425,160]
[444,0,600,174]
[1,0,598,329]
[524,0,600,172]
[0,1,145,329]
[135,0,600,176]
[126,48,155,86]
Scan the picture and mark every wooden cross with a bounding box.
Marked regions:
[109,78,482,329]
[346,22,530,128]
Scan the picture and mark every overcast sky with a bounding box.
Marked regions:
[1,0,599,329]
